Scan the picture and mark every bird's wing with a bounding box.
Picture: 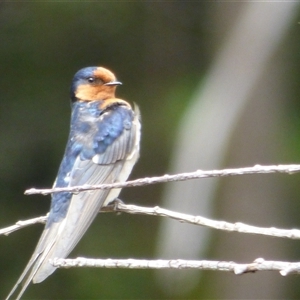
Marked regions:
[6,104,140,300]
[32,161,123,283]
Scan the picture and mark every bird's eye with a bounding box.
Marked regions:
[88,77,95,83]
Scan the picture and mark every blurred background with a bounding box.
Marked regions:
[1,2,300,299]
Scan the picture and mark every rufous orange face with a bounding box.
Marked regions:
[74,67,121,101]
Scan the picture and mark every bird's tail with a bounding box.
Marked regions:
[6,222,61,300]
[5,253,41,300]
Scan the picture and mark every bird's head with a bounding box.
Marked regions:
[70,67,122,102]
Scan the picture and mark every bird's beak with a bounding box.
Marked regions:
[104,81,122,86]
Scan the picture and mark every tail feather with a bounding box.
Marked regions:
[6,222,61,299]
[5,253,40,300]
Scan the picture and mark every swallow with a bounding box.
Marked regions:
[6,66,141,300]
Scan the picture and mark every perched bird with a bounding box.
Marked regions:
[6,66,141,299]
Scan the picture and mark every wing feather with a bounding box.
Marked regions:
[6,104,140,299]
[33,105,140,282]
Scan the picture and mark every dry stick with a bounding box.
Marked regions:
[112,202,300,240]
[3,164,300,274]
[0,215,47,236]
[50,257,300,276]
[2,202,300,240]
[24,164,300,195]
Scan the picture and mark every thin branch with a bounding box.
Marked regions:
[2,202,300,240]
[112,202,300,240]
[0,215,47,236]
[50,257,300,276]
[4,165,300,275]
[24,164,300,195]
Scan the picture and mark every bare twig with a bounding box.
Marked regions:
[24,164,300,195]
[2,202,300,240]
[50,257,300,276]
[4,164,300,275]
[0,215,47,236]
[112,202,300,240]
